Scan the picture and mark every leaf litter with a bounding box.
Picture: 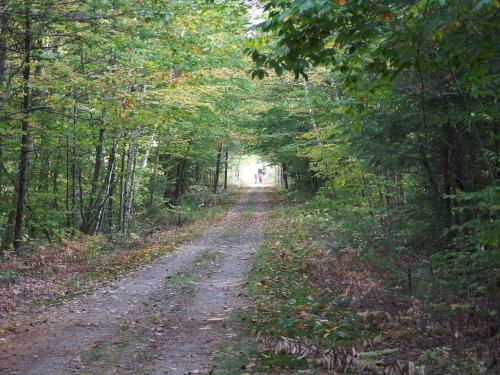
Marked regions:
[0,188,269,375]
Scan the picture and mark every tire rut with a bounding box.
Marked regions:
[0,188,270,375]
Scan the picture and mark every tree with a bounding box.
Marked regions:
[0,0,252,250]
[247,0,499,298]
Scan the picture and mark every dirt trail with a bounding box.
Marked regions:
[0,188,270,375]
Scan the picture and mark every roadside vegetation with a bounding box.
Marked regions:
[215,192,497,374]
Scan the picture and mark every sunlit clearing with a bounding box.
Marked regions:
[228,155,277,187]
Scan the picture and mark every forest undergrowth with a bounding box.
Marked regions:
[214,192,499,375]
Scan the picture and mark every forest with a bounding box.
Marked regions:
[0,1,498,374]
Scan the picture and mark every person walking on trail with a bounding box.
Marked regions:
[254,173,258,184]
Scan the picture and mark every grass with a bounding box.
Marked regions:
[249,207,359,341]
[86,340,111,363]
[241,191,257,220]
[31,288,90,307]
[165,271,201,292]
[82,329,159,373]
[0,270,22,283]
[193,250,218,266]
[214,194,361,373]
[213,341,308,374]
[212,344,253,375]
[137,352,155,363]
[222,227,241,238]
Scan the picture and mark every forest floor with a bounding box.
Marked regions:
[0,188,270,375]
[1,188,497,375]
[212,195,498,375]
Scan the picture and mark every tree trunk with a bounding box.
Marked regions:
[180,160,188,196]
[71,106,78,235]
[309,169,319,194]
[119,142,127,231]
[361,170,375,220]
[52,167,58,209]
[213,142,223,193]
[194,162,201,184]
[162,155,174,202]
[235,158,240,181]
[121,131,138,234]
[416,54,442,200]
[65,132,70,228]
[223,147,229,190]
[107,149,117,232]
[0,137,4,193]
[141,135,154,169]
[120,145,130,232]
[149,139,161,207]
[0,5,7,86]
[0,2,8,110]
[173,161,183,202]
[89,127,105,205]
[442,121,454,225]
[82,127,105,233]
[94,138,118,233]
[38,143,49,194]
[123,146,137,234]
[448,64,497,185]
[13,7,32,251]
[303,80,322,146]
[282,162,289,190]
